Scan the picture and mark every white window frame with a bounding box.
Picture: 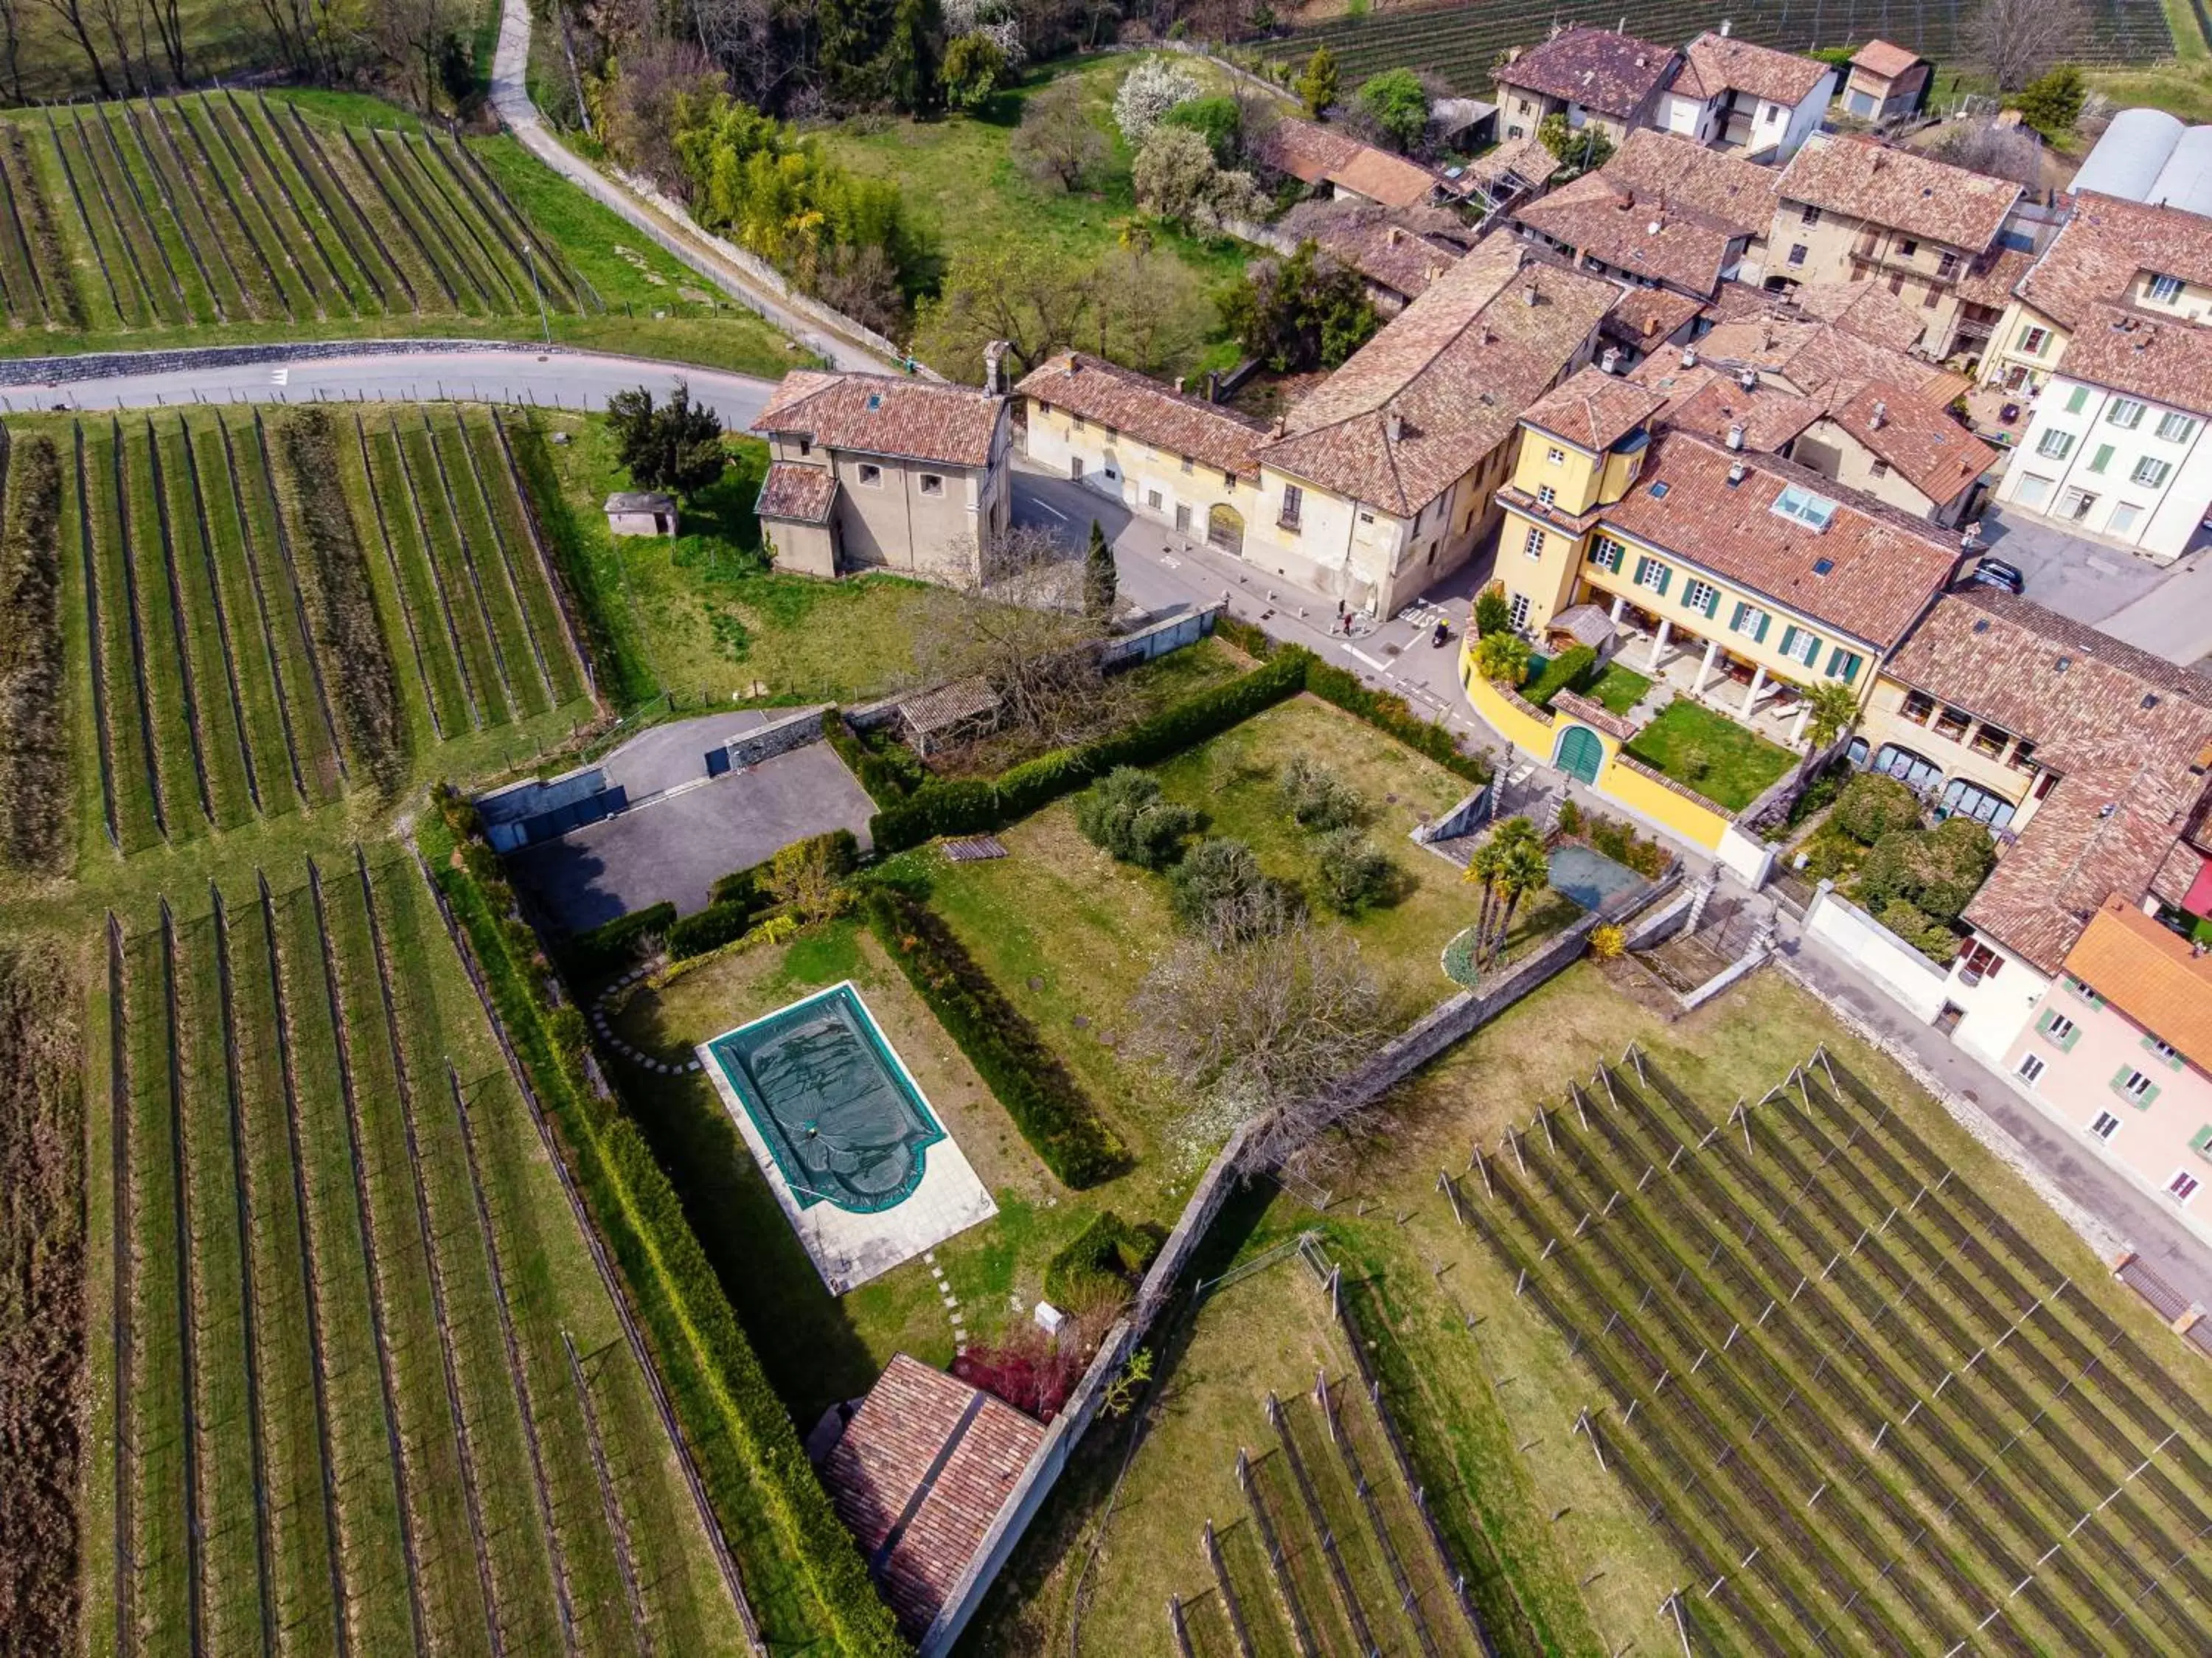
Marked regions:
[1546,445,1567,466]
[2090,1109,2122,1140]
[1730,603,1769,639]
[1537,484,1557,507]
[2059,487,2098,521]
[857,462,883,487]
[2158,411,2198,443]
[1781,625,1820,666]
[1683,577,1718,614]
[2034,429,2075,461]
[2122,1068,2155,1101]
[2169,1169,2202,1205]
[2047,1013,2078,1045]
[1507,591,1531,631]
[1522,524,1545,559]
[2109,398,2147,429]
[2151,1038,2182,1065]
[2132,456,2173,488]
[2017,1052,2046,1085]
[1636,557,1668,592]
[918,472,945,496]
[2150,273,2185,304]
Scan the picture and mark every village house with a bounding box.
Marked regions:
[1439,131,1557,221]
[1765,135,2024,361]
[1653,29,1834,161]
[1251,115,1447,211]
[749,370,1012,585]
[1493,27,1680,148]
[1276,199,1472,314]
[1837,38,1931,124]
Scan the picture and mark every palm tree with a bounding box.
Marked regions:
[1464,838,1506,956]
[1473,631,1532,686]
[1801,681,1863,772]
[1486,839,1552,966]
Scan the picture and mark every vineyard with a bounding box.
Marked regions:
[1441,1043,2212,1653]
[0,91,597,338]
[1258,0,2175,91]
[91,853,750,1658]
[44,404,593,859]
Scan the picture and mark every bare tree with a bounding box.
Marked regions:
[145,0,184,84]
[1129,912,1389,1170]
[368,0,466,111]
[1012,74,1107,192]
[27,0,115,96]
[0,0,25,103]
[1927,118,2043,187]
[1091,246,1203,375]
[1963,0,2087,91]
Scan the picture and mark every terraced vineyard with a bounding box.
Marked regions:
[0,91,596,337]
[1258,0,2174,91]
[46,404,592,858]
[92,852,750,1658]
[1439,1044,2212,1653]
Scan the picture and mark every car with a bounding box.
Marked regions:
[1968,556,2025,594]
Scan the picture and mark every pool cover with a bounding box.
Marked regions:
[706,984,945,1213]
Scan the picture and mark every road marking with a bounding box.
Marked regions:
[1161,555,1180,569]
[1348,648,1389,672]
[269,367,289,386]
[1032,499,1065,521]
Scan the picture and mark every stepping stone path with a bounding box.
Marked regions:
[925,1251,966,1358]
[589,967,706,1075]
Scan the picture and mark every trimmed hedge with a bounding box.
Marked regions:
[424,791,907,1657]
[825,714,917,806]
[1043,1210,1164,1309]
[668,898,761,960]
[710,828,860,909]
[1524,645,1597,710]
[863,888,1129,1188]
[560,901,678,981]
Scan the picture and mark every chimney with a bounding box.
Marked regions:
[1728,459,1747,485]
[1273,414,1288,437]
[1726,422,1746,451]
[983,339,1009,395]
[1870,398,1888,429]
[1601,346,1622,373]
[1173,375,1186,395]
[1719,15,1731,32]
[1523,280,1540,307]
[1618,187,1635,211]
[1386,410,1405,442]
[1068,355,1082,376]
[1386,225,1405,245]
[1739,367,1758,390]
[1680,345,1698,368]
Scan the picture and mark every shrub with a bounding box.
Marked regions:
[1213,614,1276,659]
[953,1324,1087,1420]
[1074,766,1198,869]
[1857,816,1995,924]
[668,898,760,959]
[1524,645,1597,710]
[1043,1210,1164,1309]
[1169,837,1302,937]
[1113,57,1202,145]
[709,829,859,909]
[1279,755,1363,830]
[827,715,917,805]
[1877,898,1962,963]
[560,901,678,981]
[1554,798,1584,837]
[865,889,1128,1187]
[1585,812,1671,878]
[1832,772,1921,844]
[1312,828,1393,914]
[1474,631,1531,687]
[1160,93,1242,163]
[1587,923,1627,962]
[1474,583,1510,637]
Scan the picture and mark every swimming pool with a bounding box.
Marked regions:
[1547,844,1649,912]
[705,984,945,1215]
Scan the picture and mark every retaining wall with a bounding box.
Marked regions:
[1801,879,1952,1023]
[1100,603,1222,670]
[723,706,830,770]
[0,336,554,386]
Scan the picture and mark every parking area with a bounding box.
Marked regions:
[509,739,877,933]
[1973,504,2170,625]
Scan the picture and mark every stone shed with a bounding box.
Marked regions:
[605,490,678,537]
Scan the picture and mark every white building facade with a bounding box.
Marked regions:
[1994,374,2212,562]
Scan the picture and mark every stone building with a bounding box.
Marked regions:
[1492,27,1680,147]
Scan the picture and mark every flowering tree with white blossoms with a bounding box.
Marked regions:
[1113,57,1200,147]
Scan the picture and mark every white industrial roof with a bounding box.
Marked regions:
[2074,107,2212,218]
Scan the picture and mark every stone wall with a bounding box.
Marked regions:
[723,707,830,770]
[0,336,550,387]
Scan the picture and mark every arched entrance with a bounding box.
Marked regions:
[1207,502,1244,555]
[1554,724,1603,785]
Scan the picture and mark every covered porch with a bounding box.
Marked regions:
[1589,589,1820,752]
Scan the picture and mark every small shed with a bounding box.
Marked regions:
[605,490,678,537]
[896,676,999,757]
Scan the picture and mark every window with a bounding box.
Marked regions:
[1590,535,1627,571]
[2146,1036,2185,1069]
[1765,103,1781,122]
[1507,592,1531,630]
[2058,487,2098,521]
[1778,624,1821,666]
[918,473,944,496]
[1771,484,1837,530]
[796,436,812,457]
[2133,456,2174,488]
[1635,555,1670,594]
[1146,488,1162,510]
[1546,445,1567,466]
[1958,938,2003,981]
[2065,385,2090,414]
[2090,1110,2122,1140]
[1937,251,1958,278]
[1901,689,1935,725]
[1683,578,1719,616]
[1537,484,1557,507]
[2018,325,2050,354]
[2069,977,2105,1007]
[2109,502,2143,537]
[2008,738,2038,773]
[2017,1052,2047,1085]
[2014,473,2054,508]
[2116,1067,2159,1106]
[1180,454,1194,474]
[2150,273,2185,303]
[2035,428,2076,460]
[1922,283,1940,310]
[1071,414,1086,431]
[2039,1010,2079,1049]
[1899,238,1919,257]
[1279,483,1303,528]
[1222,471,1237,490]
[2158,411,2197,443]
[1969,721,2010,759]
[1934,704,1971,741]
[2087,443,2113,474]
[1787,243,1809,268]
[2169,1170,2202,1204]
[1523,525,1546,559]
[1823,645,1863,683]
[857,462,883,487]
[1870,459,1891,478]
[1799,202,1820,224]
[2108,398,2147,429]
[1729,600,1770,641]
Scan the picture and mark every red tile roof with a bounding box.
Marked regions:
[1691,311,1949,401]
[752,372,1005,468]
[2016,192,2212,328]
[1777,134,2020,252]
[756,459,838,524]
[1601,285,1706,352]
[1251,116,1441,209]
[1820,382,1998,507]
[1279,200,1468,301]
[819,1355,1045,1640]
[1515,170,1750,293]
[1850,38,1925,80]
[1607,129,1784,237]
[1495,27,1680,119]
[1520,364,1666,451]
[2064,897,2212,1060]
[2058,304,2212,418]
[1632,361,1823,450]
[1673,32,1832,107]
[1788,280,1930,353]
[1014,353,1271,480]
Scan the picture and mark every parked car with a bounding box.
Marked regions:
[1968,556,2025,594]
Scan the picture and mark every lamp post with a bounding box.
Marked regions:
[521,241,551,346]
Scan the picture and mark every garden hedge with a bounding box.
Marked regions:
[1523,645,1597,710]
[710,828,860,909]
[825,714,916,805]
[426,791,909,1658]
[1043,1210,1164,1309]
[667,898,762,960]
[1303,659,1492,785]
[863,888,1129,1187]
[560,901,678,981]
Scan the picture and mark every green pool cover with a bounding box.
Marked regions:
[706,983,945,1213]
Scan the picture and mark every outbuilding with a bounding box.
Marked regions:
[604,490,678,537]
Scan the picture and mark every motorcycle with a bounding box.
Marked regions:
[1431,619,1450,648]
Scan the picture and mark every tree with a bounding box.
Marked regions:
[1161,92,1242,163]
[1832,773,1921,843]
[1538,112,1612,179]
[1279,755,1362,830]
[1113,55,1200,146]
[1474,583,1511,637]
[1857,816,1994,923]
[1312,828,1394,913]
[2017,63,2084,137]
[1473,631,1531,686]
[437,28,474,108]
[1219,240,1379,372]
[1927,119,2044,187]
[605,381,728,495]
[1134,124,1259,229]
[882,0,943,116]
[1295,44,1338,119]
[1076,767,1198,867]
[1965,0,2087,90]
[1084,518,1117,620]
[912,241,1097,378]
[1465,817,1546,968]
[1801,680,1861,761]
[942,30,1006,109]
[1091,246,1206,375]
[1013,76,1107,192]
[1168,838,1302,938]
[1356,67,1428,152]
[765,835,852,921]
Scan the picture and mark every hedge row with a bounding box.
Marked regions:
[426,791,908,1657]
[711,828,860,908]
[1043,1210,1163,1310]
[863,888,1128,1188]
[1304,659,1490,785]
[668,897,761,960]
[1525,645,1598,711]
[0,434,65,872]
[824,715,915,806]
[560,901,678,982]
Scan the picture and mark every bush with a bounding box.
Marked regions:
[1214,614,1276,659]
[1279,755,1363,830]
[1555,798,1584,837]
[668,898,760,959]
[1473,631,1531,687]
[1074,766,1199,869]
[865,889,1128,1187]
[1832,772,1923,844]
[1043,1210,1164,1309]
[825,715,917,805]
[1160,93,1242,163]
[1585,812,1671,878]
[1474,584,1510,637]
[1857,816,1995,924]
[1877,898,1962,964]
[1587,923,1627,962]
[1524,645,1597,710]
[709,829,859,909]
[1169,837,1302,936]
[560,901,678,981]
[1312,828,1393,913]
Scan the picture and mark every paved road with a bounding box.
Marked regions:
[2096,551,2212,670]
[490,0,892,373]
[7,344,780,428]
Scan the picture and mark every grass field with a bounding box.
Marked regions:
[83,855,745,1658]
[1623,697,1795,811]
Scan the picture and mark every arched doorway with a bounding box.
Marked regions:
[1554,724,1603,785]
[1207,502,1244,555]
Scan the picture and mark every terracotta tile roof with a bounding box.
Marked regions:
[1631,360,1823,449]
[1516,171,1749,293]
[2057,304,2212,418]
[1778,134,2020,252]
[1260,238,1618,514]
[1609,129,1784,236]
[1673,32,1832,107]
[752,372,1004,468]
[755,460,837,524]
[1448,131,1555,197]
[1601,285,1707,352]
[1952,245,2036,310]
[1706,279,1775,322]
[1331,145,1448,209]
[1592,430,1960,648]
[1494,28,1680,119]
[1850,38,1924,80]
[1520,364,1666,451]
[819,1354,1045,1639]
[1251,117,1440,209]
[1821,382,1997,505]
[1788,280,1929,352]
[1014,353,1271,479]
[1883,589,2212,972]
[1691,312,1948,401]
[2023,193,2212,329]
[1279,201,1467,301]
[2065,897,2212,1058]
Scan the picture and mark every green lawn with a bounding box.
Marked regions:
[810,53,1256,379]
[1582,661,1652,716]
[1621,698,1794,811]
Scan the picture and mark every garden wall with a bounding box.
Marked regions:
[1098,603,1222,671]
[722,706,830,771]
[1801,879,1952,1022]
[476,764,621,851]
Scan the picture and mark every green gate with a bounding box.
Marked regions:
[1554,724,1604,785]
